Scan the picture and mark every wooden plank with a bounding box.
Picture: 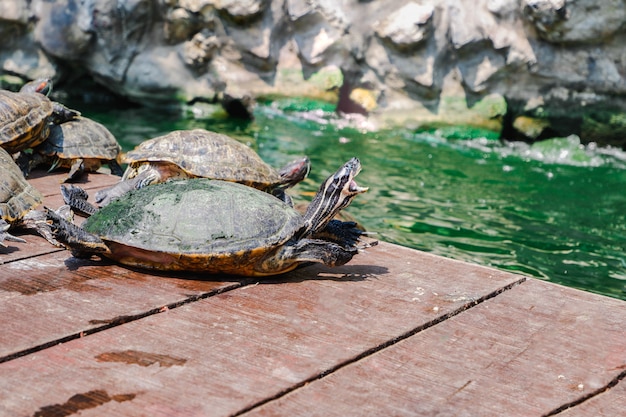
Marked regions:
[242,278,626,416]
[27,168,119,197]
[0,243,524,416]
[0,249,246,359]
[0,234,63,264]
[558,376,626,416]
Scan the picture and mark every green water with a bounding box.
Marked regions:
[77,99,626,301]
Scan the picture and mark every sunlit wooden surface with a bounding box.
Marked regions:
[0,170,624,417]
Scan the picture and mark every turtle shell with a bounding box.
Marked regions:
[82,178,303,274]
[123,129,282,189]
[0,147,43,223]
[36,116,122,167]
[0,90,53,154]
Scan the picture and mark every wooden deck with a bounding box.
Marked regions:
[1,170,625,417]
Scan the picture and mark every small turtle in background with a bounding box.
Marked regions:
[19,78,53,95]
[29,116,123,182]
[48,158,375,275]
[94,128,310,207]
[0,78,79,155]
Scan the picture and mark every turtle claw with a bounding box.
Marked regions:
[357,239,378,252]
[61,184,99,216]
[312,220,367,247]
[0,219,27,246]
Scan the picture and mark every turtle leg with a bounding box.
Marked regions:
[310,219,367,247]
[271,189,293,206]
[65,158,85,182]
[61,184,99,216]
[20,206,73,247]
[0,219,26,247]
[95,169,158,206]
[108,159,124,177]
[256,238,362,275]
[14,151,41,178]
[45,208,109,257]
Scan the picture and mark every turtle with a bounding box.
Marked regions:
[19,78,53,96]
[0,78,79,154]
[29,116,124,182]
[47,157,375,276]
[0,146,62,247]
[93,128,310,207]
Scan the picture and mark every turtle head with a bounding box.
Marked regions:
[278,156,311,189]
[301,157,368,237]
[20,78,53,96]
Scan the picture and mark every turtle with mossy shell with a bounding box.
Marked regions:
[47,158,375,276]
[0,78,79,155]
[94,129,310,207]
[28,116,124,182]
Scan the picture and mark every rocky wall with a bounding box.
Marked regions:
[1,0,625,144]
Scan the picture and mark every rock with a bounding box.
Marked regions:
[522,0,626,44]
[164,8,200,43]
[81,0,155,84]
[0,0,29,23]
[374,2,434,51]
[182,31,220,71]
[1,0,625,144]
[33,0,93,59]
[513,116,551,140]
[216,0,266,22]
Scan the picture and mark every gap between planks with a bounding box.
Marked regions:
[543,369,626,416]
[1,263,525,369]
[4,247,624,415]
[0,279,249,364]
[228,276,528,417]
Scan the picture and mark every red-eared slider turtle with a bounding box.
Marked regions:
[0,79,79,154]
[94,129,309,207]
[0,146,61,246]
[47,158,374,275]
[30,116,123,182]
[19,78,53,95]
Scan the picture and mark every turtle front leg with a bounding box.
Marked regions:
[270,189,293,206]
[256,238,362,275]
[310,220,367,247]
[61,185,99,216]
[14,151,44,178]
[95,169,158,206]
[20,206,73,247]
[66,158,86,182]
[108,159,124,177]
[45,208,110,258]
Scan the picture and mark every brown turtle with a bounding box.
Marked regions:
[94,128,310,207]
[30,116,123,182]
[0,78,79,154]
[47,158,374,275]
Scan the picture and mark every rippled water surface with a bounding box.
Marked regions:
[78,99,626,300]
